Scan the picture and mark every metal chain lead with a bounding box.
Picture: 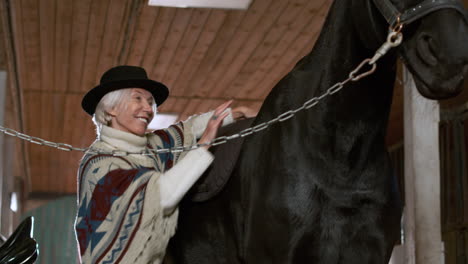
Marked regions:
[0,30,403,156]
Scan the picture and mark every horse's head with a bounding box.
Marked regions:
[354,0,468,99]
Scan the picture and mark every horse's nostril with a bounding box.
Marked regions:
[416,33,438,67]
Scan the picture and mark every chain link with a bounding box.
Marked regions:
[0,30,402,157]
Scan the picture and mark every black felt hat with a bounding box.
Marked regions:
[81,65,169,116]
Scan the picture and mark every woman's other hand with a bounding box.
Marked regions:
[198,100,232,149]
[232,106,258,120]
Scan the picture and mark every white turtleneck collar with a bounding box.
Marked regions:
[99,125,148,153]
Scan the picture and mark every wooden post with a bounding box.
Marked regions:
[403,66,444,264]
[0,70,7,234]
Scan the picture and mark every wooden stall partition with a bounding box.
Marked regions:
[440,110,468,264]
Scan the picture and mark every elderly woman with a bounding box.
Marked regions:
[75,65,255,264]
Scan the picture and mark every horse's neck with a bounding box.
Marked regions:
[257,0,397,155]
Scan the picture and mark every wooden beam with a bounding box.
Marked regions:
[151,8,194,81]
[196,0,273,98]
[403,66,443,263]
[0,0,31,194]
[172,10,228,97]
[0,71,6,231]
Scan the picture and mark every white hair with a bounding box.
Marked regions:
[92,88,157,136]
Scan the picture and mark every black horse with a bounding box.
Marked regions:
[170,0,468,263]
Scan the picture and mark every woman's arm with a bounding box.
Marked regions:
[157,147,214,215]
[155,100,235,215]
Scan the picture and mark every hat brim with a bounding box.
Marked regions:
[81,79,169,116]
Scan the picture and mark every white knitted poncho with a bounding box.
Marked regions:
[75,111,232,264]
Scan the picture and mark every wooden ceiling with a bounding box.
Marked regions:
[0,0,467,196]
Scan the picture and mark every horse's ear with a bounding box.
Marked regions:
[351,0,388,50]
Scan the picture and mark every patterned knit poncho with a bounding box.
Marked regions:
[75,122,200,264]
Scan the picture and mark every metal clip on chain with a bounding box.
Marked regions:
[370,18,404,64]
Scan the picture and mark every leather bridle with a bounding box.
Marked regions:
[372,0,468,27]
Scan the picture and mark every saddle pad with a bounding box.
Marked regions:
[189,118,255,202]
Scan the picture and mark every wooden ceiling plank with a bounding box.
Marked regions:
[171,98,190,119]
[8,0,26,90]
[160,97,179,113]
[67,0,92,93]
[79,0,111,92]
[208,0,289,98]
[39,0,56,93]
[23,92,41,191]
[259,30,322,99]
[29,146,43,192]
[64,111,95,193]
[227,0,310,98]
[62,94,83,194]
[45,147,59,192]
[178,98,202,122]
[32,93,51,193]
[151,8,193,81]
[65,154,80,193]
[36,0,56,191]
[18,0,44,192]
[194,98,216,115]
[198,99,217,113]
[50,93,67,193]
[41,94,54,192]
[97,0,132,74]
[38,2,65,195]
[195,0,273,97]
[211,99,227,110]
[0,12,5,70]
[61,94,85,143]
[234,0,326,99]
[3,0,32,191]
[0,13,5,70]
[4,90,14,129]
[157,96,176,113]
[54,0,73,92]
[141,7,176,77]
[171,10,228,97]
[184,10,245,97]
[19,0,42,92]
[72,109,96,192]
[162,8,210,92]
[257,1,330,99]
[126,6,160,66]
[51,0,73,192]
[115,0,146,65]
[76,114,96,154]
[67,164,80,193]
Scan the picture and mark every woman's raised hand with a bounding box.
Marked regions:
[198,100,233,149]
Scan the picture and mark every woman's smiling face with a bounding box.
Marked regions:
[109,88,155,136]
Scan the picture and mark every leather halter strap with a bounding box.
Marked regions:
[372,0,468,26]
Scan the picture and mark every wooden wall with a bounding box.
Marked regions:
[440,113,468,264]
